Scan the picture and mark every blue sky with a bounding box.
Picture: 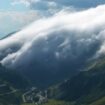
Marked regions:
[0,0,39,38]
[0,0,28,11]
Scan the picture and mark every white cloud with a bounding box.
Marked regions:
[0,4,105,70]
[11,0,73,15]
[11,0,37,7]
[11,0,105,19]
[11,0,41,6]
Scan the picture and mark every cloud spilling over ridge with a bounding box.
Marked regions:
[0,4,105,70]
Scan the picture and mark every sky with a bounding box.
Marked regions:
[0,0,28,11]
[0,0,39,38]
[0,0,105,38]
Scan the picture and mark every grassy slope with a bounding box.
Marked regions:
[21,57,105,105]
[22,100,73,105]
[90,97,105,105]
[42,100,73,105]
[47,57,105,105]
[0,64,30,105]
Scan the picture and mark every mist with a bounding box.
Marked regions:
[0,4,105,86]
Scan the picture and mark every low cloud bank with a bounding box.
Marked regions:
[0,5,105,72]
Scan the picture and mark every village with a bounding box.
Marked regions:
[22,87,48,105]
[0,83,48,105]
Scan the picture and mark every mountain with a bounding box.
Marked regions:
[0,31,19,40]
[47,57,105,105]
[0,63,30,105]
[0,4,105,104]
[0,63,29,89]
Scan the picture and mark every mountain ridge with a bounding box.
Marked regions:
[47,57,105,105]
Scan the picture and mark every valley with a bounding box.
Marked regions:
[0,1,105,105]
[1,57,105,105]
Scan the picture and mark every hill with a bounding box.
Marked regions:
[0,63,30,105]
[47,57,105,105]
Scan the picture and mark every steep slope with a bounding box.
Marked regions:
[0,63,30,105]
[48,57,105,105]
[0,63,29,89]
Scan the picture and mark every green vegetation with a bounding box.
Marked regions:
[42,100,73,105]
[0,63,29,89]
[47,57,105,105]
[22,104,35,105]
[0,63,30,105]
[20,57,105,105]
[1,56,105,105]
[90,97,105,105]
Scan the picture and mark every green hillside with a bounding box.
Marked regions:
[1,57,105,105]
[0,63,30,105]
[0,63,29,89]
[47,57,105,105]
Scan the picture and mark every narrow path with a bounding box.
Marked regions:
[0,89,18,96]
[22,87,36,103]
